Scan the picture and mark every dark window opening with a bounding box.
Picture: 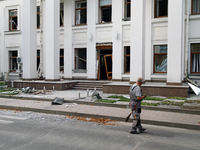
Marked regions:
[154,0,168,18]
[124,46,130,73]
[9,51,18,71]
[124,0,131,21]
[191,43,200,73]
[60,49,64,72]
[37,6,40,29]
[37,50,40,70]
[154,45,167,73]
[9,9,18,31]
[192,0,200,15]
[75,48,87,70]
[60,3,64,26]
[75,1,87,25]
[100,0,112,23]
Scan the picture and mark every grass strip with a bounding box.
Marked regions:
[143,96,164,101]
[167,97,187,100]
[141,102,159,107]
[95,99,117,103]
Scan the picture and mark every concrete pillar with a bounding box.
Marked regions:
[64,0,73,80]
[22,0,37,79]
[130,0,146,82]
[112,0,123,81]
[167,0,185,85]
[87,0,98,80]
[144,0,152,82]
[45,0,60,80]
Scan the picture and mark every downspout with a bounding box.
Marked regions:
[185,0,189,80]
[38,0,43,79]
[185,0,198,87]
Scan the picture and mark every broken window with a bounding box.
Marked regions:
[75,1,87,25]
[37,50,40,70]
[37,6,40,29]
[124,46,130,73]
[9,51,18,71]
[60,49,64,72]
[154,0,168,18]
[75,48,87,70]
[60,3,64,26]
[192,0,200,15]
[191,43,200,73]
[124,0,131,21]
[99,0,112,23]
[154,45,167,73]
[9,9,18,31]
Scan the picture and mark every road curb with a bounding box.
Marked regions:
[1,95,200,115]
[0,104,199,131]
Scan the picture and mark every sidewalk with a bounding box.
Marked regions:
[0,90,200,130]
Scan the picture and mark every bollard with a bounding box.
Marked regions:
[78,91,80,98]
[43,86,46,95]
[11,81,14,88]
[33,88,35,95]
[53,86,55,92]
[87,88,89,97]
[94,87,96,92]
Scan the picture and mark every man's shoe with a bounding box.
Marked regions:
[130,130,140,134]
[139,128,146,132]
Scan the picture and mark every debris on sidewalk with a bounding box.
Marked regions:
[52,97,64,105]
[65,103,78,108]
[65,115,117,126]
[92,91,102,99]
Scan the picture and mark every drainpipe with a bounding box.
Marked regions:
[185,0,189,80]
[38,0,43,79]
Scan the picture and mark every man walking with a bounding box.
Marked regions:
[129,77,146,134]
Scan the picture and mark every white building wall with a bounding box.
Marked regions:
[0,0,200,84]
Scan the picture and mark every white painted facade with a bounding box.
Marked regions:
[0,0,200,84]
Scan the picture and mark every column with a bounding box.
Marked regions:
[167,0,184,85]
[87,0,98,80]
[64,0,73,79]
[45,0,60,80]
[144,0,152,82]
[22,0,37,79]
[130,0,146,82]
[112,0,123,81]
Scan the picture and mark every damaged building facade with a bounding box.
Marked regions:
[0,0,200,85]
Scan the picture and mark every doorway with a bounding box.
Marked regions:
[97,48,112,80]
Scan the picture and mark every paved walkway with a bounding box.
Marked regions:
[0,94,200,130]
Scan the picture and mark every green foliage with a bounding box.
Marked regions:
[143,96,164,101]
[0,87,18,95]
[141,102,159,106]
[0,81,7,86]
[95,99,117,103]
[167,97,187,100]
[108,95,130,102]
[161,101,184,106]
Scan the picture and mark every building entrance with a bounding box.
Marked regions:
[97,48,112,80]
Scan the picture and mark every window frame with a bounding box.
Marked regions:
[190,43,200,74]
[191,0,200,15]
[75,0,87,26]
[99,0,112,23]
[9,9,18,31]
[154,0,168,18]
[74,48,87,71]
[124,46,130,73]
[153,45,167,73]
[124,0,131,21]
[9,51,18,72]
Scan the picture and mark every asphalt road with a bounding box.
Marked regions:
[0,109,199,150]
